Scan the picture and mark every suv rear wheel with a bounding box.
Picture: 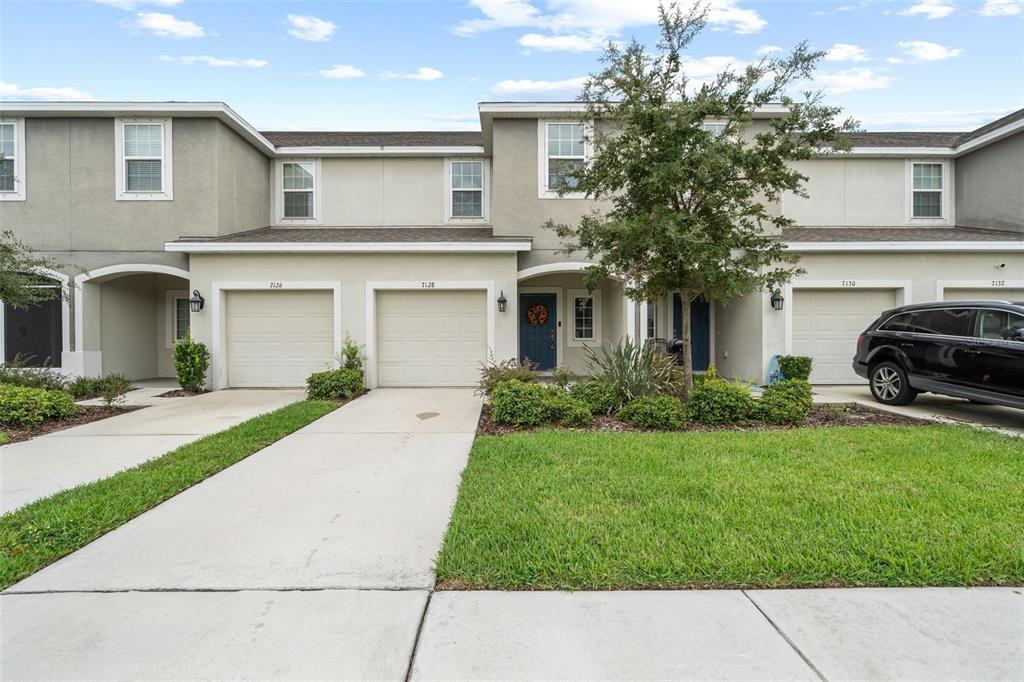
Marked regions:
[869,361,917,406]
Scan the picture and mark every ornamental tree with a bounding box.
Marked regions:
[0,230,70,309]
[546,2,858,396]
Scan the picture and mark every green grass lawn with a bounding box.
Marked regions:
[436,425,1024,590]
[0,399,337,590]
[0,433,7,445]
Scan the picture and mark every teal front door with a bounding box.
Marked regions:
[520,293,557,370]
[673,295,711,372]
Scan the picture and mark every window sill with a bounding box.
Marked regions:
[116,192,173,201]
[0,192,25,202]
[538,190,588,200]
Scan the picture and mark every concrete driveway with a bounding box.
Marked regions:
[0,389,303,514]
[2,388,481,680]
[815,384,1024,436]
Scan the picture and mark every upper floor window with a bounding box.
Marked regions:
[0,119,26,201]
[115,118,173,201]
[911,162,943,218]
[700,122,727,136]
[448,159,487,220]
[539,121,589,198]
[282,161,316,219]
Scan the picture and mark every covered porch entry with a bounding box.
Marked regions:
[642,294,712,372]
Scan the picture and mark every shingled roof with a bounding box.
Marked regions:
[781,227,1021,242]
[170,226,528,243]
[843,132,964,148]
[260,131,483,147]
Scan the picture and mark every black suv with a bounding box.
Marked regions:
[853,300,1024,409]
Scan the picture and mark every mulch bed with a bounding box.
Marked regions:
[477,403,932,435]
[1,405,142,444]
[156,388,210,398]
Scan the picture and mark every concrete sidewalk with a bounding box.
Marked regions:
[0,389,302,514]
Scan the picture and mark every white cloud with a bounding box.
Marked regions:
[897,40,963,60]
[809,68,894,94]
[93,0,181,9]
[887,57,904,64]
[681,55,747,79]
[382,67,444,81]
[318,64,365,79]
[857,108,1012,130]
[825,43,870,62]
[454,0,767,48]
[899,0,955,19]
[980,0,1022,15]
[287,14,337,42]
[518,33,605,52]
[0,81,95,101]
[755,45,782,56]
[490,76,588,96]
[159,55,267,68]
[424,113,479,122]
[128,11,205,38]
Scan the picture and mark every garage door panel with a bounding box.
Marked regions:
[377,290,486,387]
[943,288,1024,302]
[793,288,897,384]
[226,290,335,388]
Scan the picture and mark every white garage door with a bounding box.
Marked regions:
[792,288,898,384]
[943,288,1024,302]
[376,290,486,387]
[226,290,335,387]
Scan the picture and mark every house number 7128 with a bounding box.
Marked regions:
[421,281,435,288]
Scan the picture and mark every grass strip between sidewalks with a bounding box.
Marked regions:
[0,399,337,590]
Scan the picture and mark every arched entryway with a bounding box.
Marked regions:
[72,264,190,379]
[1,269,70,368]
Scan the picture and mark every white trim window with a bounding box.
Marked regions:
[906,159,951,223]
[646,301,658,339]
[447,159,488,221]
[568,288,602,346]
[115,118,173,200]
[538,120,589,198]
[275,159,320,224]
[700,121,727,136]
[165,290,190,348]
[0,118,26,201]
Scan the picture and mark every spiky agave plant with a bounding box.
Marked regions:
[583,338,681,406]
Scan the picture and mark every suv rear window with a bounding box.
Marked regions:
[879,312,916,332]
[976,309,1024,343]
[913,308,973,336]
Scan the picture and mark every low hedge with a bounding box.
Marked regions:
[619,395,686,431]
[306,368,365,401]
[778,355,813,382]
[568,379,620,415]
[687,380,755,425]
[0,384,76,429]
[491,380,592,428]
[755,379,813,425]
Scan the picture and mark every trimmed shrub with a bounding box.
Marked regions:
[619,395,686,431]
[477,357,538,397]
[0,384,76,429]
[687,380,755,425]
[543,391,593,428]
[491,380,549,427]
[66,376,104,400]
[174,337,210,393]
[306,368,364,401]
[491,380,592,428]
[0,358,67,392]
[569,379,620,415]
[99,373,132,408]
[754,379,813,425]
[778,355,813,382]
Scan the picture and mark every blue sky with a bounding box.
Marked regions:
[2,0,1022,132]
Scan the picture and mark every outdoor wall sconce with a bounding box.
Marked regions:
[770,290,784,311]
[189,290,205,313]
[497,290,508,313]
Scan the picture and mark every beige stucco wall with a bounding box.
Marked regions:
[781,158,919,227]
[312,158,450,226]
[187,252,520,387]
[956,131,1023,234]
[94,273,185,379]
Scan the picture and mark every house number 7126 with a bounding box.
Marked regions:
[269,282,283,289]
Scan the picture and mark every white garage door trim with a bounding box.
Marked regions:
[365,280,495,388]
[211,280,342,390]
[936,279,1024,301]
[783,279,912,356]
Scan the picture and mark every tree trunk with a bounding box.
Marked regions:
[680,289,693,400]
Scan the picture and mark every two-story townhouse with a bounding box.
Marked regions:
[1,101,1021,389]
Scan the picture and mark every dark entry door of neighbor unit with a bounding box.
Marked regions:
[673,295,710,372]
[3,298,62,367]
[520,293,557,370]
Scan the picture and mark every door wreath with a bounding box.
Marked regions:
[526,303,549,327]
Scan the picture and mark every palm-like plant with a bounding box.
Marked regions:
[583,338,681,405]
